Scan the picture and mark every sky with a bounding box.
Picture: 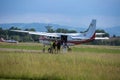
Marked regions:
[0,0,120,28]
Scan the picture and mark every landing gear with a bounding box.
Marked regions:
[48,47,71,53]
[48,47,53,53]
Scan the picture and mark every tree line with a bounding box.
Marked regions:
[45,25,77,33]
[0,26,120,46]
[0,26,77,42]
[0,27,39,42]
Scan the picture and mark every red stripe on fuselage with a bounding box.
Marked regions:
[67,33,96,45]
[39,33,96,45]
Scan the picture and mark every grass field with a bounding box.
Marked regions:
[0,42,120,80]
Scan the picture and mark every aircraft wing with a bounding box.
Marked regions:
[95,33,105,35]
[11,30,30,33]
[11,30,60,37]
[95,33,109,40]
[95,37,109,40]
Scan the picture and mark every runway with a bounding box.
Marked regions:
[0,48,42,53]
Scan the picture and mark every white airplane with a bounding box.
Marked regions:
[11,19,108,52]
[11,19,96,45]
[0,37,18,43]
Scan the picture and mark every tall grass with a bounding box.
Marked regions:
[0,42,42,50]
[0,52,120,80]
[72,46,120,54]
[0,42,120,54]
[0,42,120,80]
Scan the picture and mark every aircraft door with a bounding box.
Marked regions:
[61,35,67,43]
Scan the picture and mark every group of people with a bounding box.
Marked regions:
[42,40,70,53]
[51,40,61,53]
[50,40,68,53]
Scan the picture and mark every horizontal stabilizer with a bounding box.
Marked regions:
[95,37,109,40]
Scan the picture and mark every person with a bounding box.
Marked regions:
[62,42,68,53]
[52,41,57,53]
[56,41,61,53]
[48,41,53,53]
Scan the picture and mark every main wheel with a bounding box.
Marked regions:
[48,48,53,53]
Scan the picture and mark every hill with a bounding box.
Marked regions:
[105,26,120,36]
[0,23,85,32]
[0,23,119,36]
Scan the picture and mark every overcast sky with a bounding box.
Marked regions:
[0,0,120,28]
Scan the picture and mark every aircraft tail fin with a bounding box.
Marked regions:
[0,37,5,42]
[81,19,96,38]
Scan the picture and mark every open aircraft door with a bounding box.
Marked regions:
[61,35,68,43]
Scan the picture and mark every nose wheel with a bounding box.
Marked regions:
[48,47,53,53]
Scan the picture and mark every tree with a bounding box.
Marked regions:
[96,29,109,37]
[45,25,55,33]
[68,30,77,33]
[55,28,67,33]
[10,35,20,41]
[55,28,62,33]
[113,34,116,38]
[9,26,21,30]
[25,28,36,31]
[96,29,105,33]
[55,28,77,33]
[29,28,36,31]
